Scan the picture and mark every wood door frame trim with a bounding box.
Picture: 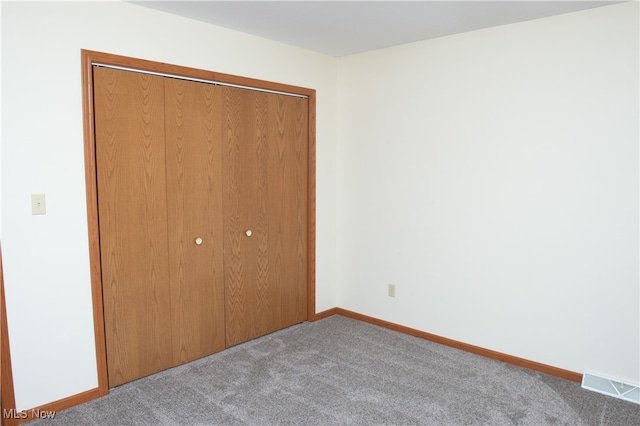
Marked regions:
[1,243,18,426]
[81,49,317,395]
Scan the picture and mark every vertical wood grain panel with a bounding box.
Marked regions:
[164,78,226,363]
[223,86,256,346]
[94,67,173,387]
[250,91,272,338]
[267,94,308,328]
[224,87,308,347]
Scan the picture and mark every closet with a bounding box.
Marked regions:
[93,65,308,387]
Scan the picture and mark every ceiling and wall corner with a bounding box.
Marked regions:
[0,0,638,414]
[129,0,625,57]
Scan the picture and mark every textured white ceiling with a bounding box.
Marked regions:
[131,1,623,57]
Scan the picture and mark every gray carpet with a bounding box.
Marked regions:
[32,315,639,425]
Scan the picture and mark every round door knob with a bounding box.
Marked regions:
[245,230,253,237]
[195,237,203,245]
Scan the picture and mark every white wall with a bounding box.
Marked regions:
[0,2,3,232]
[337,2,639,385]
[1,1,337,410]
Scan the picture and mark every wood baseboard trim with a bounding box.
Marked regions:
[9,387,103,425]
[333,308,583,383]
[309,307,338,322]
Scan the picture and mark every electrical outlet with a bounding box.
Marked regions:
[388,284,396,298]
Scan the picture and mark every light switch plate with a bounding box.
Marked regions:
[31,193,46,215]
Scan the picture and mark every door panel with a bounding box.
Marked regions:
[250,91,272,338]
[223,87,308,347]
[222,86,257,346]
[94,67,173,387]
[164,78,226,364]
[94,64,310,383]
[267,94,308,330]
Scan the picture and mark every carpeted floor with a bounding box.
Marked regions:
[31,315,639,425]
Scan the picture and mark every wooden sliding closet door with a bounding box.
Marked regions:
[93,62,310,386]
[95,67,226,387]
[223,87,308,347]
[94,67,174,386]
[164,78,226,364]
[266,93,308,332]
